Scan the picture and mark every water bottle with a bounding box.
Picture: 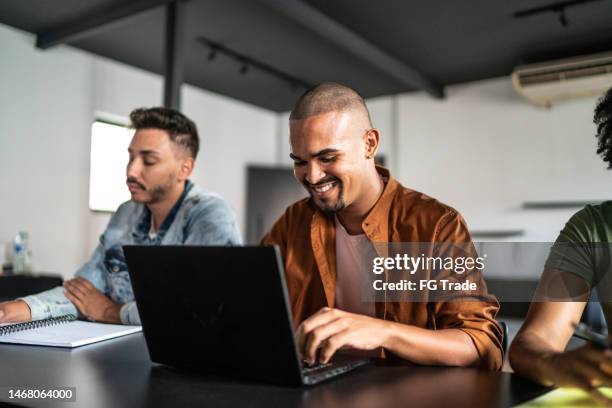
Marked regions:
[13,231,30,274]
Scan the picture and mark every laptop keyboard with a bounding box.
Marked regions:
[301,359,368,385]
[301,361,332,374]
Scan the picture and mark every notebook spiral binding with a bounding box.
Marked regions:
[0,314,77,336]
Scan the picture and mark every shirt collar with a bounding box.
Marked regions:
[362,166,398,242]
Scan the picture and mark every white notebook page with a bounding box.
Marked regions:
[0,320,142,347]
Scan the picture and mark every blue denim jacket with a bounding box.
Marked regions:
[21,181,242,325]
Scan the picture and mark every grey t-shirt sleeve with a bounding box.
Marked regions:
[544,206,598,285]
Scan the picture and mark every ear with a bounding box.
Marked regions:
[178,157,195,182]
[364,129,380,160]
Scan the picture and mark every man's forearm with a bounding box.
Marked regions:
[382,321,480,366]
[509,332,559,386]
[20,286,78,321]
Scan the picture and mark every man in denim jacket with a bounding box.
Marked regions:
[0,107,241,325]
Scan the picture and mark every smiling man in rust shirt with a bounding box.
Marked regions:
[262,82,503,370]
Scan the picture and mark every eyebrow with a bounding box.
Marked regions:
[127,148,160,157]
[289,148,340,161]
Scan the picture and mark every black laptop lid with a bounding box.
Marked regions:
[123,245,303,385]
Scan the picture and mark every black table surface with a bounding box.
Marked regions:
[0,333,548,408]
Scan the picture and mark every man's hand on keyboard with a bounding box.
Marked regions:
[296,307,389,365]
[63,277,122,324]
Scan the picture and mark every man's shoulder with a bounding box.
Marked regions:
[182,184,236,220]
[101,200,144,244]
[579,201,612,225]
[179,184,241,244]
[284,196,315,216]
[387,181,469,241]
[391,182,460,222]
[112,200,145,221]
[271,197,315,231]
[560,201,612,243]
[262,197,314,245]
[186,184,229,206]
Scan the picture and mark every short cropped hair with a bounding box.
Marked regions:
[129,107,199,159]
[595,86,612,169]
[289,82,372,126]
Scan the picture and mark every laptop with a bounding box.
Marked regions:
[123,245,369,386]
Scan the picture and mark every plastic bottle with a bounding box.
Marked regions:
[13,231,29,274]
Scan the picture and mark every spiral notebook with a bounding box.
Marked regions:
[0,314,142,347]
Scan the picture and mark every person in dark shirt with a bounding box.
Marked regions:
[510,86,612,406]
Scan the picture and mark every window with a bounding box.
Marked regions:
[89,120,134,212]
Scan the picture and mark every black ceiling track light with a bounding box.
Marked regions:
[513,0,604,28]
[196,36,313,91]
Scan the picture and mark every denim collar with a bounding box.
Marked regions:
[132,180,193,243]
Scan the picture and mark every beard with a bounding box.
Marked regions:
[127,173,175,204]
[319,198,346,214]
[147,181,173,204]
[305,177,346,214]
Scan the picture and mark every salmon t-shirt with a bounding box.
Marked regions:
[334,216,376,318]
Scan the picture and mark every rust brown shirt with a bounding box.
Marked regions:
[262,167,503,370]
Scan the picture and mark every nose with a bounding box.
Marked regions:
[126,158,142,179]
[304,161,325,185]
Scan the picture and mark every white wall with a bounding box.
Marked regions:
[0,24,277,279]
[395,77,609,243]
[0,25,94,279]
[182,82,277,234]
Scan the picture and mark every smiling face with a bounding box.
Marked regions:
[290,110,377,214]
[126,128,192,205]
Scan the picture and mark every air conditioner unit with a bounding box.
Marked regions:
[511,51,612,107]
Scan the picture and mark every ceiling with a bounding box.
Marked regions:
[1,0,611,112]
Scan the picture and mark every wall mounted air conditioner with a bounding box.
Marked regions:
[511,51,612,107]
